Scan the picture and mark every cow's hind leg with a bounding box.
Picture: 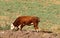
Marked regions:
[33,22,39,32]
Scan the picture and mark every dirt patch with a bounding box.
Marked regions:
[0,30,60,38]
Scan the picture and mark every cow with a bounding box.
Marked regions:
[11,16,40,32]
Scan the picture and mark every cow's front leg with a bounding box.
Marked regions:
[20,24,25,31]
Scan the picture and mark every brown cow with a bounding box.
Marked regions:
[11,16,40,32]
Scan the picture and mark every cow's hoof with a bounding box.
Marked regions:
[36,29,42,32]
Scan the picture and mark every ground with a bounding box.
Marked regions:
[0,30,60,38]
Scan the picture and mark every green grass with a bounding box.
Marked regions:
[0,25,10,30]
[0,0,60,33]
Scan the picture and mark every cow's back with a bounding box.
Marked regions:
[13,16,40,26]
[17,16,40,22]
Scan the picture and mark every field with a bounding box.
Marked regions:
[0,0,60,33]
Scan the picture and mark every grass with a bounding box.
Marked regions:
[0,25,10,30]
[0,0,60,33]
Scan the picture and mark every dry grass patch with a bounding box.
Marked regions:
[0,16,10,21]
[50,24,60,33]
[50,0,60,5]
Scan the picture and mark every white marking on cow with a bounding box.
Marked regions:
[31,23,33,24]
[11,24,14,30]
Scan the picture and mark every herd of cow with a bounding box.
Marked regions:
[11,16,40,32]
